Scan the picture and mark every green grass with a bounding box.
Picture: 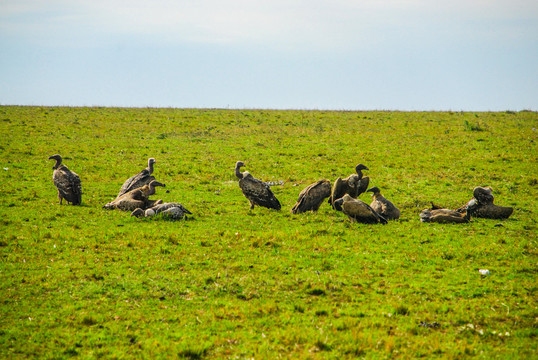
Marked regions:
[0,106,537,359]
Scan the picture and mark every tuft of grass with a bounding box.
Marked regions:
[463,119,484,131]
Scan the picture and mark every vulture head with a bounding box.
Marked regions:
[367,186,381,196]
[355,164,369,177]
[131,208,145,218]
[147,158,156,173]
[333,194,352,209]
[235,161,246,179]
[48,154,63,169]
[148,180,165,195]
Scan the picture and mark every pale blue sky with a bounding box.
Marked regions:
[1,0,537,110]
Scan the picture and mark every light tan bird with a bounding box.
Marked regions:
[48,154,82,205]
[367,186,400,220]
[334,194,387,224]
[104,180,165,211]
[420,200,479,223]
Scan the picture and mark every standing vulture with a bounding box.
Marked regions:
[367,186,400,220]
[456,186,513,219]
[334,194,387,224]
[235,161,281,210]
[291,179,331,214]
[118,158,156,197]
[329,164,370,210]
[104,180,165,211]
[131,202,192,220]
[48,154,82,205]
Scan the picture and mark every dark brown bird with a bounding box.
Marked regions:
[291,179,331,214]
[235,161,281,210]
[48,154,82,205]
[456,186,513,219]
[367,186,400,220]
[334,194,388,224]
[329,164,370,210]
[118,158,156,197]
[104,180,165,211]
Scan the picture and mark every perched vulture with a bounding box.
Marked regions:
[235,161,281,210]
[367,186,400,220]
[456,186,513,219]
[48,154,82,205]
[334,194,388,224]
[329,164,370,210]
[118,158,156,197]
[131,202,192,220]
[291,179,331,214]
[420,201,479,223]
[104,180,165,211]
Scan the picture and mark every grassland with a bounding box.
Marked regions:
[0,106,536,359]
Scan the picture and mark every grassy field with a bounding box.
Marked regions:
[0,106,536,359]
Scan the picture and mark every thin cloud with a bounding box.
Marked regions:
[2,0,536,50]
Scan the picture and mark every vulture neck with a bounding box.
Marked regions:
[147,161,154,175]
[235,165,244,179]
[53,158,62,170]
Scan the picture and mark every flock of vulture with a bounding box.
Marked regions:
[48,155,514,224]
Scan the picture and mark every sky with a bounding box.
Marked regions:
[0,0,537,111]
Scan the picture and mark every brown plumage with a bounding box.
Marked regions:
[420,200,479,223]
[456,186,514,220]
[367,186,400,220]
[104,180,165,211]
[291,179,331,214]
[329,164,369,210]
[235,161,281,210]
[48,154,82,205]
[420,208,471,223]
[118,158,156,197]
[334,194,388,224]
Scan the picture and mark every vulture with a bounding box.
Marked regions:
[118,158,156,197]
[131,202,192,220]
[291,179,331,214]
[334,194,388,224]
[367,186,400,220]
[420,200,479,223]
[235,161,281,210]
[456,186,513,219]
[329,164,370,210]
[48,154,82,205]
[103,180,165,211]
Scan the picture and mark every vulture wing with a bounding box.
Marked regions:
[118,169,155,197]
[53,166,82,205]
[151,202,192,216]
[291,179,331,214]
[356,176,370,197]
[343,197,387,224]
[330,177,349,210]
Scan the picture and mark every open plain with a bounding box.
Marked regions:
[0,107,536,358]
